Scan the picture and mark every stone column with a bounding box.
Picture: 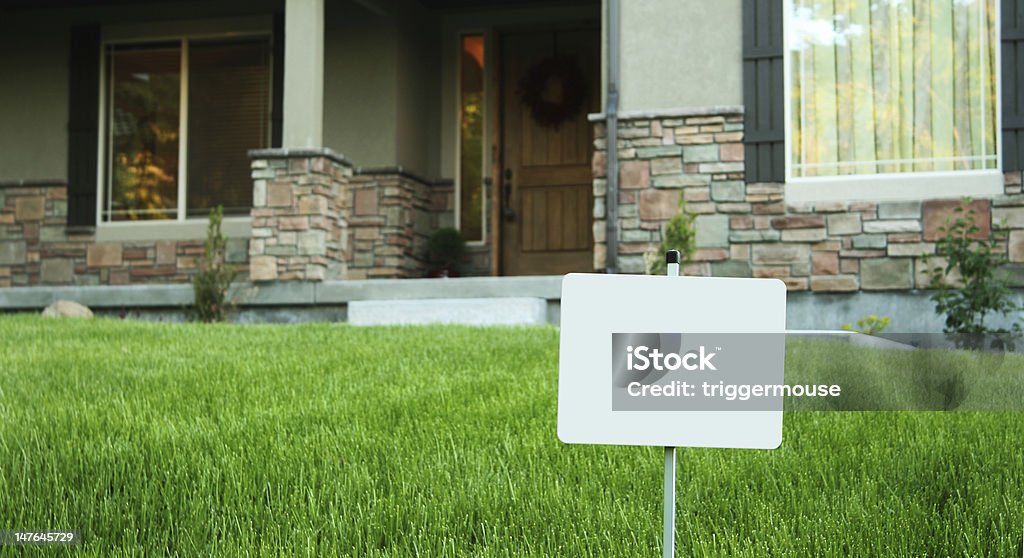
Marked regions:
[248,148,351,282]
[283,0,325,148]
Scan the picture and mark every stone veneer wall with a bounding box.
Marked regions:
[592,110,1024,291]
[248,149,352,282]
[346,171,433,279]
[430,181,456,231]
[344,173,490,278]
[0,159,474,287]
[0,183,249,288]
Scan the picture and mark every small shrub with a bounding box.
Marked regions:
[427,228,466,276]
[646,194,696,275]
[923,198,1021,335]
[841,315,892,336]
[190,206,237,323]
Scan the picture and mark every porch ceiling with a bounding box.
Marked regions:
[0,0,164,12]
[418,0,596,9]
[1,0,596,11]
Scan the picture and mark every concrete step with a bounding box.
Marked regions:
[348,297,549,326]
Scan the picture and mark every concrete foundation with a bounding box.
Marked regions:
[2,276,1021,331]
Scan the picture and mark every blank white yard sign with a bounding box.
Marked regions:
[557,273,786,449]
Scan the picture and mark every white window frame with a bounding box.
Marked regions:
[782,0,1004,203]
[453,29,490,247]
[95,18,272,240]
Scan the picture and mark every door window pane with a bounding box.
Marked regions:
[790,0,998,178]
[459,34,485,242]
[106,44,181,220]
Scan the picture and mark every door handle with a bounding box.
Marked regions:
[502,168,516,222]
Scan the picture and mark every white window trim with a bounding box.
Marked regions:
[95,18,272,236]
[781,0,1004,203]
[95,218,253,243]
[453,29,490,247]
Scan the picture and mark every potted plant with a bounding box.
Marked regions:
[427,227,466,277]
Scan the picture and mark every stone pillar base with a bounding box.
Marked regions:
[248,148,352,282]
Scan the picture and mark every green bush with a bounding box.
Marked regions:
[427,227,466,276]
[841,314,892,336]
[189,206,237,322]
[924,198,1021,335]
[646,193,696,275]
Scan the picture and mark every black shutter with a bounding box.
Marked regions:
[271,13,284,148]
[67,24,100,228]
[742,0,784,183]
[1003,0,1024,170]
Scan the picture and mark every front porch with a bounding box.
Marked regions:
[0,0,603,289]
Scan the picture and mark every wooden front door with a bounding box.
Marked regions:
[500,28,598,276]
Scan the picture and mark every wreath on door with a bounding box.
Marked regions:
[517,56,586,129]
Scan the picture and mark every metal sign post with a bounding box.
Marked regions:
[663,250,680,558]
[663,445,676,558]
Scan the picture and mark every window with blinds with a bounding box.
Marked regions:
[187,39,271,217]
[745,0,1013,182]
[789,0,998,178]
[102,37,272,222]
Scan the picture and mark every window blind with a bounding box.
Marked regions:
[186,39,271,217]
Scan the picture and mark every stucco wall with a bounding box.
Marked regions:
[323,0,441,179]
[618,0,743,112]
[0,0,281,183]
[395,0,441,180]
[324,2,398,172]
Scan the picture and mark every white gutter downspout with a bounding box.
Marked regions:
[604,0,620,274]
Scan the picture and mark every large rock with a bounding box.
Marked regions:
[41,300,93,319]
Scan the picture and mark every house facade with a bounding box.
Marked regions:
[1,0,1022,296]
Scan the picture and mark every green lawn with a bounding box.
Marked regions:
[0,316,1022,556]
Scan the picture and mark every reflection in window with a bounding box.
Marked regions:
[459,34,485,242]
[104,39,271,222]
[790,0,998,178]
[107,44,181,220]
